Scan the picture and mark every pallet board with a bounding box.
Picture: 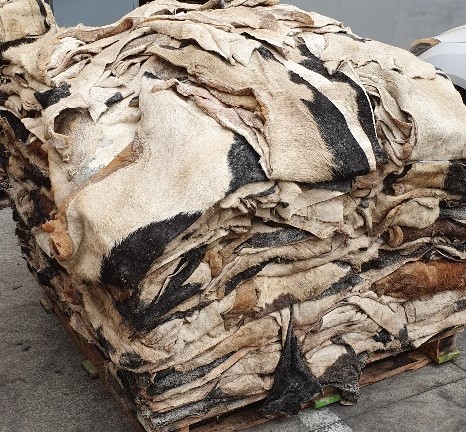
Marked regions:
[39,294,464,432]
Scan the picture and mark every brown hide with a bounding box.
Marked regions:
[373,260,466,299]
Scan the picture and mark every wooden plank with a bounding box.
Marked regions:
[360,350,431,387]
[421,330,462,364]
[192,401,272,432]
[162,396,267,432]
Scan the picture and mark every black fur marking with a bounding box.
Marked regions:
[25,164,51,189]
[256,46,280,63]
[261,324,322,416]
[255,293,299,320]
[317,270,362,299]
[297,44,326,73]
[151,301,211,328]
[135,283,203,333]
[299,179,352,193]
[319,346,361,403]
[0,91,8,105]
[147,354,231,397]
[338,32,367,43]
[162,247,206,296]
[444,163,466,196]
[373,329,392,345]
[360,249,407,273]
[12,207,28,229]
[227,133,268,194]
[15,217,33,243]
[440,204,466,221]
[236,228,311,252]
[399,325,412,349]
[148,388,239,429]
[21,245,33,260]
[96,327,115,355]
[455,86,466,104]
[456,300,466,311]
[35,84,71,109]
[101,212,202,290]
[119,351,147,369]
[105,92,124,107]
[35,0,50,29]
[0,37,36,67]
[36,266,58,287]
[297,45,387,165]
[289,70,371,181]
[0,143,8,168]
[244,185,276,199]
[117,295,211,334]
[383,165,412,194]
[143,71,159,80]
[179,40,193,49]
[135,372,152,389]
[437,72,450,81]
[0,189,8,202]
[116,369,139,401]
[435,68,450,81]
[27,189,49,227]
[0,110,29,142]
[160,44,184,51]
[134,246,207,330]
[224,261,270,296]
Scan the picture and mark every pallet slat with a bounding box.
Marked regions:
[359,350,431,387]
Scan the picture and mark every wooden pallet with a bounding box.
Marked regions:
[40,294,463,432]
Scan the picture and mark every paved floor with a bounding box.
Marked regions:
[1,206,466,432]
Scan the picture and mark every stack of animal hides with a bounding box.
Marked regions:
[1,0,466,428]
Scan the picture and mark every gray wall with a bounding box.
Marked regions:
[51,0,466,49]
[291,0,466,48]
[52,0,136,27]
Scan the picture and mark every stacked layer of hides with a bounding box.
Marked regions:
[2,0,466,429]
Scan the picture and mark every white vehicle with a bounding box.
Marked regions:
[411,25,466,103]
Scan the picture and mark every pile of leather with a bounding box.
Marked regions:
[2,0,466,428]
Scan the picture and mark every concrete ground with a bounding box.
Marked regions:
[1,206,466,432]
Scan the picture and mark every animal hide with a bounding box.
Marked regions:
[2,0,466,427]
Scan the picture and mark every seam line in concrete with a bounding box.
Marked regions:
[452,360,466,373]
